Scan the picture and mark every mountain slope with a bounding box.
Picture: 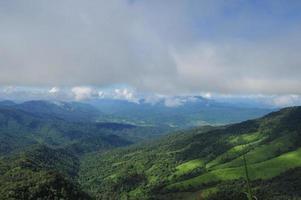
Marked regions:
[0,99,272,128]
[79,106,301,199]
[9,100,102,122]
[0,145,92,200]
[0,101,174,157]
[0,107,132,156]
[0,102,173,199]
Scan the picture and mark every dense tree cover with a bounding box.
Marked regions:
[0,101,173,199]
[0,100,300,200]
[0,145,91,200]
[209,167,301,200]
[79,107,301,199]
[0,107,131,156]
[2,100,102,122]
[0,106,173,156]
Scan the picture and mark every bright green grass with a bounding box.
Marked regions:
[167,187,218,200]
[206,136,266,169]
[228,131,262,145]
[206,144,248,169]
[167,148,301,191]
[128,187,145,198]
[174,159,204,177]
[214,135,295,169]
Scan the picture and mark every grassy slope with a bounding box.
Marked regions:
[78,106,301,200]
[215,135,295,169]
[174,159,205,177]
[167,148,301,190]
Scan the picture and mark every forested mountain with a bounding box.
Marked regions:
[0,102,171,199]
[0,107,133,156]
[0,145,92,200]
[0,99,272,128]
[0,100,102,122]
[0,109,175,157]
[0,99,299,200]
[79,106,301,200]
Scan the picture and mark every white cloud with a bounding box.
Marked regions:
[72,87,140,102]
[2,86,16,94]
[112,88,139,103]
[98,91,104,98]
[171,39,301,94]
[270,95,301,107]
[143,94,164,105]
[71,86,98,101]
[0,1,301,94]
[203,92,212,99]
[1,85,301,108]
[164,97,183,107]
[49,87,60,94]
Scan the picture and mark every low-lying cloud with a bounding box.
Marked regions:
[1,86,301,108]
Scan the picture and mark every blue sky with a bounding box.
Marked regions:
[0,0,301,100]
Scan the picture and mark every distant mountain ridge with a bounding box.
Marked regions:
[0,100,103,122]
[86,97,274,127]
[0,98,274,127]
[0,106,132,156]
[0,101,173,156]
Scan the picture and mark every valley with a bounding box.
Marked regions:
[0,100,300,199]
[2,1,301,199]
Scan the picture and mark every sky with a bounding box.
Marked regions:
[1,0,301,105]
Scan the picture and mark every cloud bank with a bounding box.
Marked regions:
[1,86,301,108]
[0,0,301,94]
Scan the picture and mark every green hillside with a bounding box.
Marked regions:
[0,107,172,156]
[0,104,300,199]
[0,145,92,200]
[79,106,301,200]
[0,104,172,199]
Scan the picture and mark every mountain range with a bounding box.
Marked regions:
[86,97,273,127]
[0,100,299,199]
